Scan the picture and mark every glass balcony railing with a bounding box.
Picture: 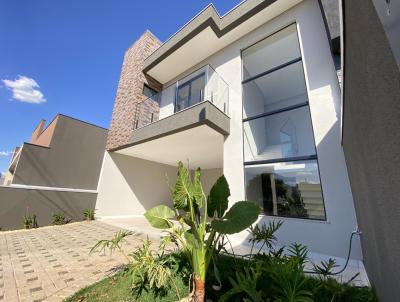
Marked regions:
[133,65,229,130]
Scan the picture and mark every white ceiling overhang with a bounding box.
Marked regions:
[144,0,302,84]
[116,125,224,169]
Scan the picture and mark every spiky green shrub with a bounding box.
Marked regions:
[90,230,133,261]
[52,212,71,225]
[23,214,38,229]
[83,208,95,221]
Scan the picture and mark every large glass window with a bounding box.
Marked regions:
[242,24,301,81]
[242,24,326,220]
[243,61,308,119]
[245,161,325,220]
[244,106,316,162]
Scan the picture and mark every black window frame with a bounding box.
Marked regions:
[174,72,206,113]
[143,83,158,99]
[241,22,327,221]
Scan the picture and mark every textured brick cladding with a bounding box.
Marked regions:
[106,31,162,150]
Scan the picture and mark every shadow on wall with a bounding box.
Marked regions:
[95,152,223,217]
[0,186,96,231]
[113,153,178,212]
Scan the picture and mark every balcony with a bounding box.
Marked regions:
[133,65,229,130]
[114,65,230,169]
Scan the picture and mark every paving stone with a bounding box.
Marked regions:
[0,221,150,301]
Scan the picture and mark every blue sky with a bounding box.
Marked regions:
[0,0,241,173]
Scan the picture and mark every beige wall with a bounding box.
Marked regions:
[342,0,400,299]
[96,152,223,217]
[12,115,107,190]
[3,171,14,186]
[96,152,177,217]
[32,116,59,147]
[0,186,96,231]
[201,168,223,195]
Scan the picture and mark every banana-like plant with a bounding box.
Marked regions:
[144,161,260,301]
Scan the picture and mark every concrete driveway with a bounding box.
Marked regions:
[0,221,150,302]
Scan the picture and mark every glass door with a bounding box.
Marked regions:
[175,73,205,112]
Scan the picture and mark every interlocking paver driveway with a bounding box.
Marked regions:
[0,221,149,302]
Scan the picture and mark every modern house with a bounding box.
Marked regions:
[95,0,369,283]
[0,172,5,186]
[0,114,108,229]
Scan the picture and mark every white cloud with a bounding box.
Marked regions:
[0,151,13,157]
[2,75,46,104]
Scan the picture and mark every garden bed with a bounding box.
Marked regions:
[65,253,377,302]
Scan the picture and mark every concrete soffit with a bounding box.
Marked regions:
[143,0,303,83]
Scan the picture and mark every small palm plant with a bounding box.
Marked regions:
[83,208,95,221]
[90,230,134,262]
[23,214,38,229]
[144,161,260,301]
[128,238,183,300]
[248,220,283,255]
[52,212,71,225]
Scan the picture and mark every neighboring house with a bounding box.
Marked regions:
[341,0,400,301]
[0,114,108,230]
[0,172,5,185]
[96,0,368,283]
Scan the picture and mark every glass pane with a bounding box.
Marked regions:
[243,106,316,162]
[143,84,158,99]
[189,74,205,106]
[245,160,326,220]
[243,61,308,119]
[242,24,301,81]
[176,84,190,111]
[176,73,205,112]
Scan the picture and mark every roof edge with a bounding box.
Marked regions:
[143,0,277,73]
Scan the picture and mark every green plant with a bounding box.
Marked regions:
[127,238,183,300]
[64,250,378,302]
[52,212,71,225]
[83,208,95,221]
[267,257,314,302]
[287,243,309,267]
[144,161,260,301]
[248,220,283,255]
[90,230,133,262]
[220,265,265,302]
[23,214,38,229]
[312,258,339,278]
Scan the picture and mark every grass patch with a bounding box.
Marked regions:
[64,268,189,302]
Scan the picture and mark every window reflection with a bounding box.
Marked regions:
[245,161,325,220]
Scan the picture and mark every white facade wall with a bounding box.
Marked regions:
[161,0,361,261]
[96,0,362,271]
[96,152,177,217]
[96,152,222,217]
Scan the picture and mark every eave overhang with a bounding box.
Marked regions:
[143,0,303,84]
[113,101,230,169]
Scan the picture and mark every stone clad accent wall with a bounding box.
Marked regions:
[106,30,162,150]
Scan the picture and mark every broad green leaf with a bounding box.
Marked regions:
[211,201,260,234]
[184,229,200,249]
[172,162,192,210]
[207,175,230,218]
[192,167,204,208]
[144,205,175,229]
